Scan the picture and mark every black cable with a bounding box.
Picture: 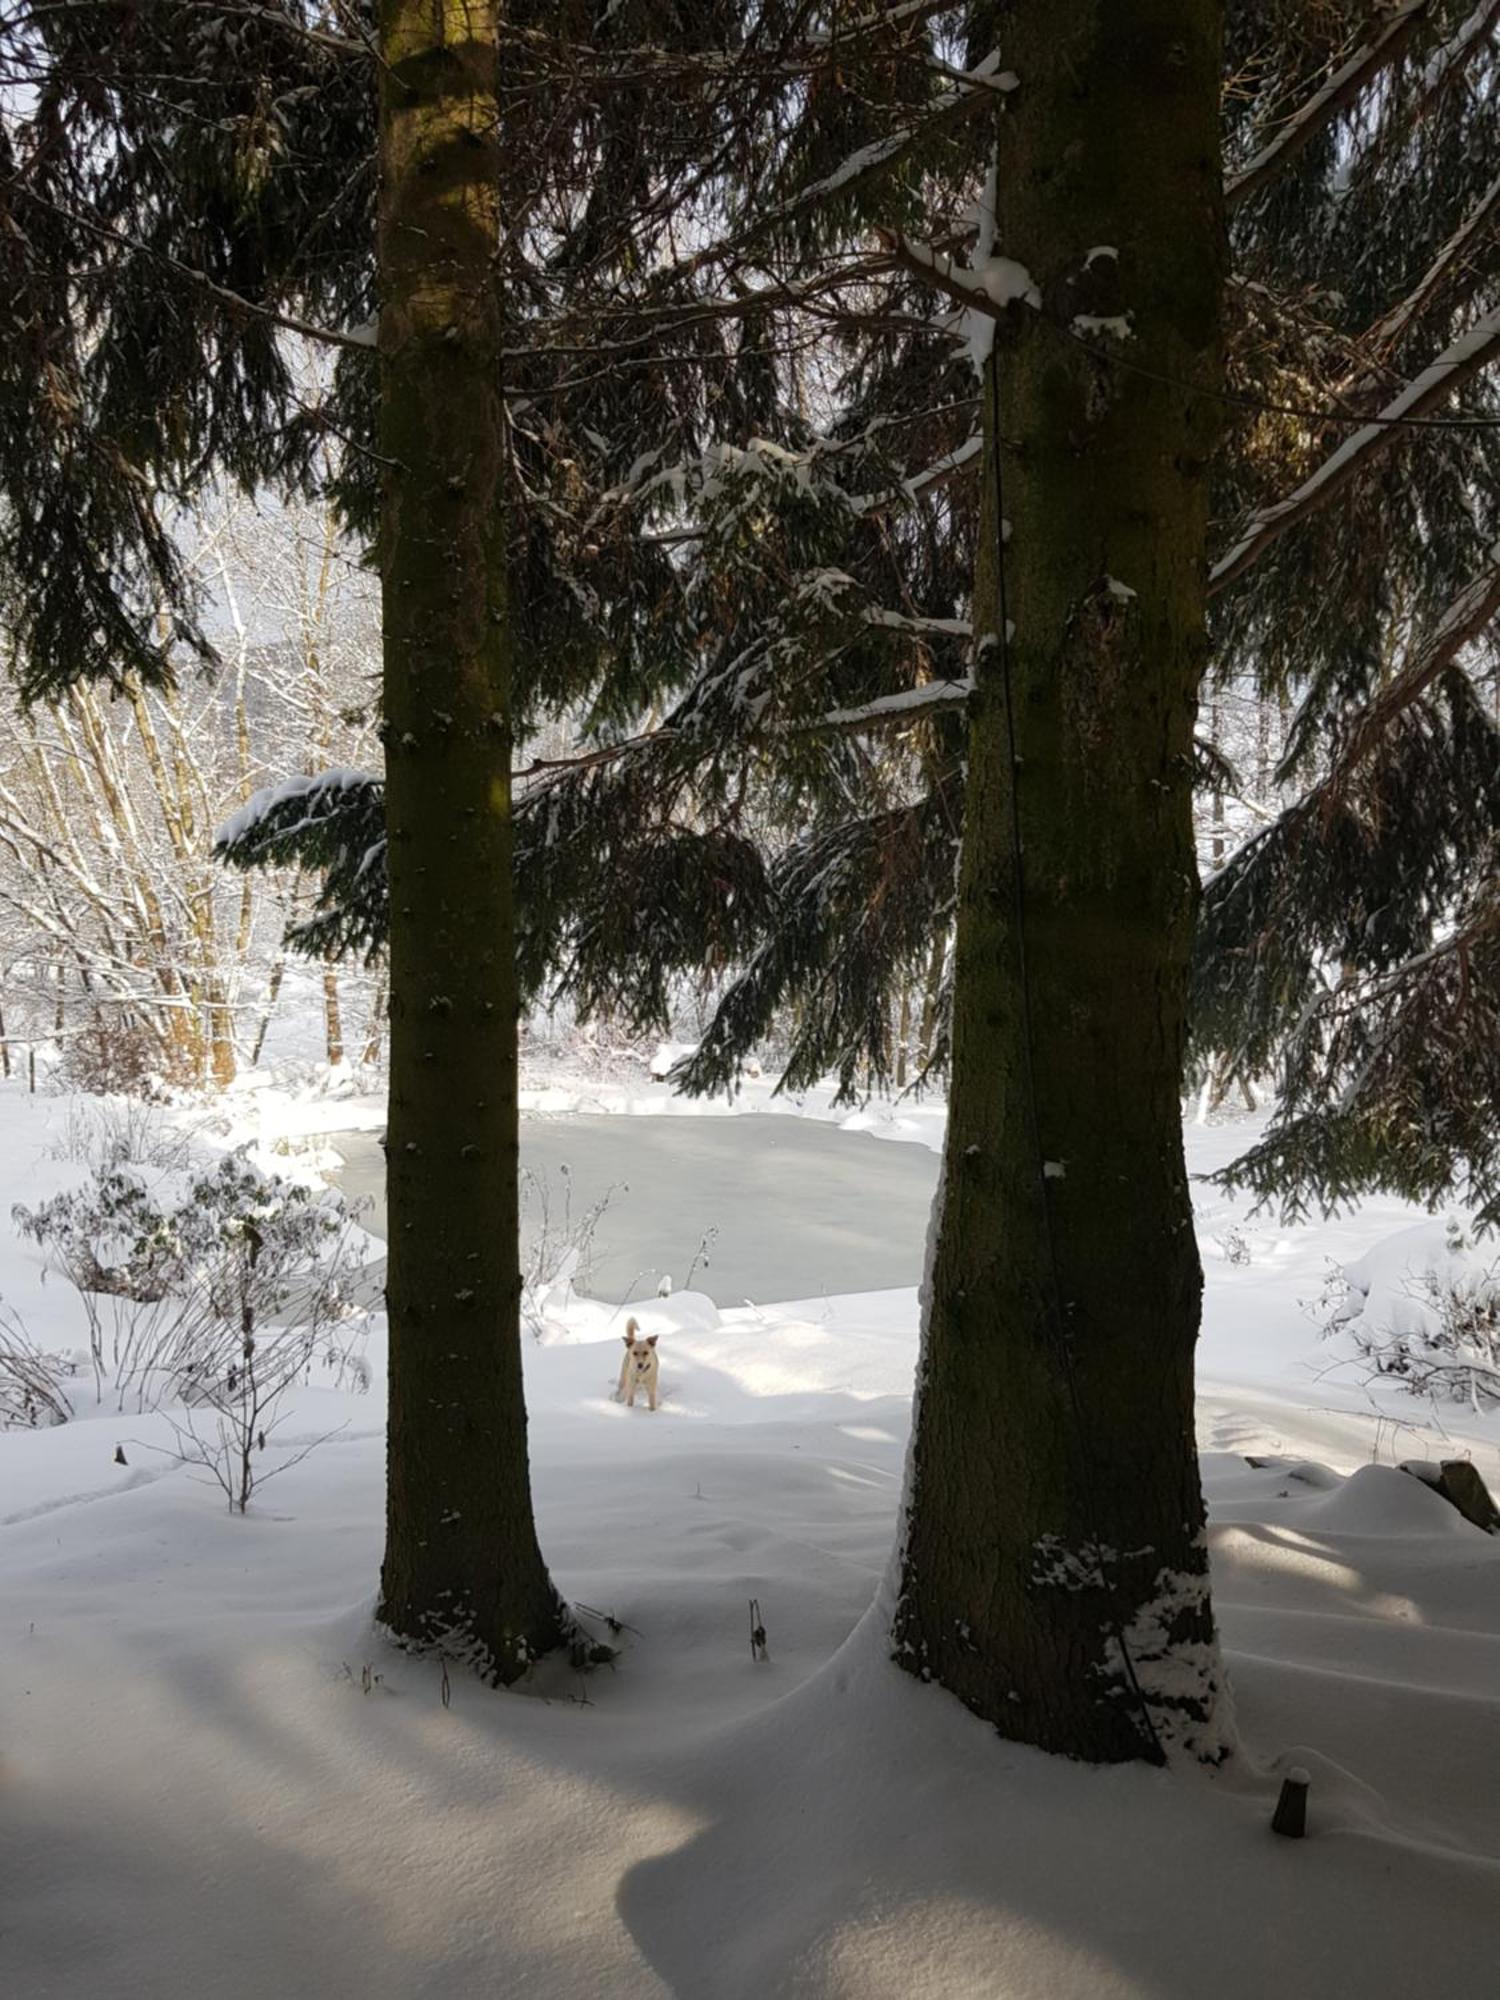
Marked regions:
[984,338,1170,1763]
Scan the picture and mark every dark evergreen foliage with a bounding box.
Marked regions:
[1196,668,1500,1221]
[13,1,1499,1223]
[216,773,387,963]
[0,1,375,695]
[679,793,960,1098]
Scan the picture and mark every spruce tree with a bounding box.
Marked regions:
[371,0,567,1675]
[1192,0,1500,1224]
[885,1,1230,1764]
[5,0,952,1681]
[0,0,569,1674]
[206,1,1499,1750]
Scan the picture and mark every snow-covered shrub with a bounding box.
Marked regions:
[17,1164,189,1331]
[520,1162,623,1337]
[160,1311,350,1515]
[0,1299,77,1430]
[1213,1224,1252,1267]
[13,1153,370,1418]
[1326,1218,1500,1411]
[58,1013,186,1099]
[48,1095,195,1174]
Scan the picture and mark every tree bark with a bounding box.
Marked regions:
[895,977,912,1089]
[917,927,947,1069]
[892,2,1230,1764]
[249,951,285,1070]
[322,969,344,1069]
[361,970,388,1071]
[375,0,565,1680]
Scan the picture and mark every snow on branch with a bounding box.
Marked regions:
[877,231,1040,326]
[214,770,379,858]
[1237,0,1498,223]
[214,771,387,964]
[808,0,963,44]
[756,94,985,230]
[907,433,983,499]
[1323,551,1500,786]
[1357,169,1500,366]
[861,608,971,639]
[1225,0,1435,212]
[795,678,974,738]
[1210,305,1500,593]
[659,67,1010,286]
[1419,0,1500,100]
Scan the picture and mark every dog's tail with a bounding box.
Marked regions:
[625,1315,639,1339]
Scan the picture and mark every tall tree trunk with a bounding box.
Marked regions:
[205,975,237,1088]
[249,952,286,1070]
[894,977,912,1089]
[893,3,1229,1765]
[361,970,388,1071]
[375,0,565,1679]
[322,969,344,1068]
[916,926,947,1069]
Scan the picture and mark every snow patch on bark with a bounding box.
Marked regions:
[1072,312,1133,341]
[1103,1542,1235,1764]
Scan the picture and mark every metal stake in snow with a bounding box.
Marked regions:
[1271,1768,1310,1838]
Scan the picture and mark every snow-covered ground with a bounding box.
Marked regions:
[1,1065,1497,1996]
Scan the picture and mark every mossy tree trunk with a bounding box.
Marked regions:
[375,0,566,1681]
[892,2,1229,1764]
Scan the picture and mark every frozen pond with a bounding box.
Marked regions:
[330,1112,939,1306]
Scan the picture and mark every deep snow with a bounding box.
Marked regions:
[1,1070,1498,1997]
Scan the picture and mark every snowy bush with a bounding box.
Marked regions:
[48,1095,196,1174]
[520,1162,623,1338]
[58,1013,185,1098]
[160,1308,352,1516]
[13,1153,371,1422]
[0,1298,77,1430]
[1326,1217,1500,1412]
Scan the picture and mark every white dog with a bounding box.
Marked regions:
[616,1318,660,1411]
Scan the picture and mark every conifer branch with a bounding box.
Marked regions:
[1355,168,1500,368]
[795,677,973,737]
[12,183,376,358]
[1224,0,1436,212]
[1210,306,1500,593]
[1323,554,1500,786]
[651,72,1004,288]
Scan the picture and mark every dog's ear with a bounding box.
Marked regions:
[622,1331,635,1345]
[646,1334,658,1348]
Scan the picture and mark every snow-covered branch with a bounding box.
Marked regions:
[794,678,973,738]
[1357,168,1500,366]
[659,68,1011,288]
[1225,0,1434,212]
[877,232,1040,326]
[898,432,984,505]
[1210,306,1500,593]
[1325,550,1500,784]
